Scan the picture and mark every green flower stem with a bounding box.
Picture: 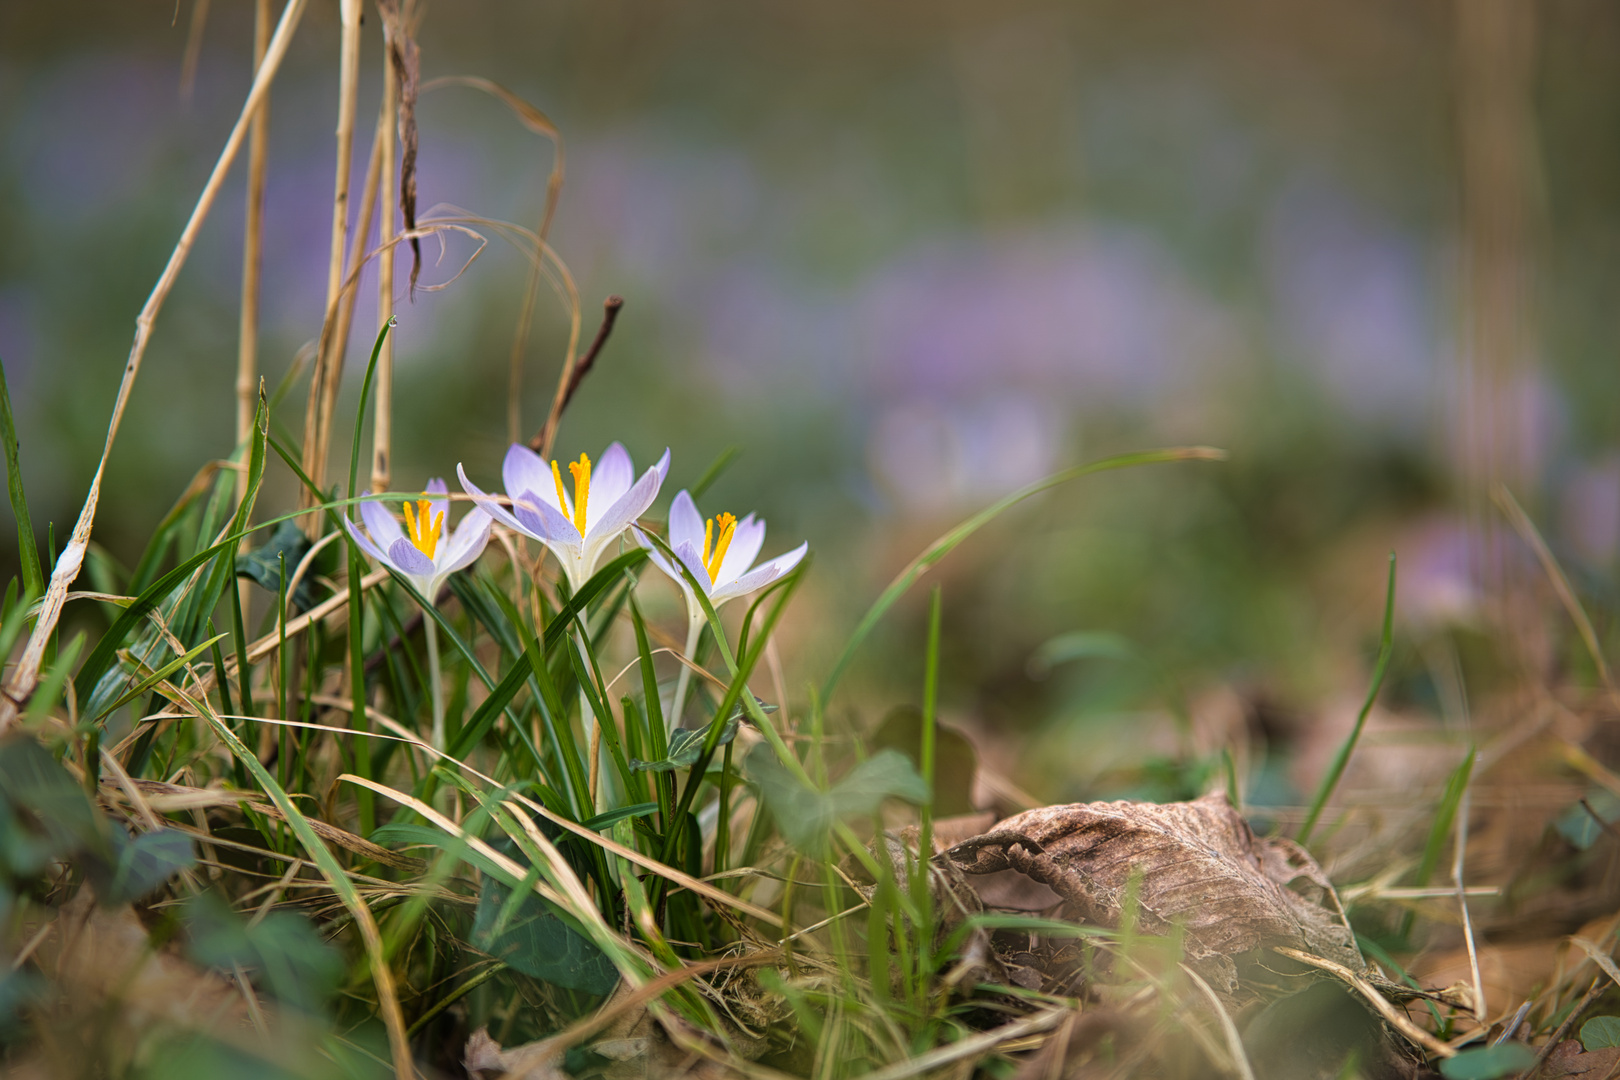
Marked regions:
[668,610,703,734]
[424,612,445,752]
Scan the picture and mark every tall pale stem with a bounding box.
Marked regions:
[235,0,272,623]
[298,0,362,534]
[372,33,399,494]
[236,0,271,500]
[669,609,704,734]
[424,614,444,752]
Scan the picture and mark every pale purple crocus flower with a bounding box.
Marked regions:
[635,490,808,617]
[634,490,807,730]
[344,479,493,600]
[344,479,491,751]
[458,441,670,592]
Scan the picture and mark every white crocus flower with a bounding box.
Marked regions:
[459,441,670,593]
[343,478,492,751]
[634,489,806,730]
[636,490,807,619]
[343,479,492,600]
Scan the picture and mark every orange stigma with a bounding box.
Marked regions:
[402,497,444,559]
[702,512,738,583]
[550,452,592,533]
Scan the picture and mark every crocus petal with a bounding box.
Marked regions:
[424,477,450,524]
[589,442,635,515]
[668,490,705,551]
[512,488,580,545]
[457,463,525,534]
[652,448,671,482]
[503,443,564,514]
[344,516,390,565]
[360,494,406,548]
[387,537,436,576]
[585,460,667,545]
[631,526,684,583]
[715,514,765,588]
[672,539,713,595]
[711,542,807,605]
[437,508,493,576]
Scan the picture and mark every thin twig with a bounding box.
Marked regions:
[532,295,623,457]
[1532,976,1605,1069]
[1183,964,1258,1080]
[0,0,310,735]
[1493,483,1618,702]
[1273,947,1458,1059]
[1454,782,1487,1022]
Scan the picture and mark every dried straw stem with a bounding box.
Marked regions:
[372,24,399,494]
[236,0,272,499]
[298,0,363,530]
[0,0,310,733]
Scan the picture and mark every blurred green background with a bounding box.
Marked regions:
[3,0,1617,805]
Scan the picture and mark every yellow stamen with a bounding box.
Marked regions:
[702,512,737,583]
[550,452,593,533]
[567,454,591,533]
[402,497,443,559]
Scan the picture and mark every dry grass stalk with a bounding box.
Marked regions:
[173,682,418,1080]
[372,10,401,494]
[0,0,310,735]
[236,0,272,500]
[298,0,363,531]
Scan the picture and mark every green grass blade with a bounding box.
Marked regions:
[348,319,393,502]
[819,445,1224,706]
[23,632,84,728]
[690,445,742,500]
[446,548,648,763]
[1297,552,1397,847]
[0,357,43,597]
[91,632,227,723]
[181,683,411,1076]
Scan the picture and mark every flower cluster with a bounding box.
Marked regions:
[346,440,806,617]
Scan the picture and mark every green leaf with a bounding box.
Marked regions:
[1438,1044,1537,1079]
[0,736,104,873]
[83,827,195,906]
[1582,1016,1620,1050]
[631,717,741,773]
[746,745,928,856]
[871,706,978,816]
[235,519,315,612]
[473,857,618,995]
[821,445,1223,706]
[0,358,42,597]
[1027,630,1136,675]
[579,803,659,831]
[186,892,343,1012]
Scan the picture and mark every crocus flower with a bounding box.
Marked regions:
[635,490,808,618]
[344,479,492,600]
[458,442,670,592]
[635,490,806,730]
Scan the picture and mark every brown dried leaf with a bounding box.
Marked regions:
[942,793,1362,988]
[1541,1039,1620,1078]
